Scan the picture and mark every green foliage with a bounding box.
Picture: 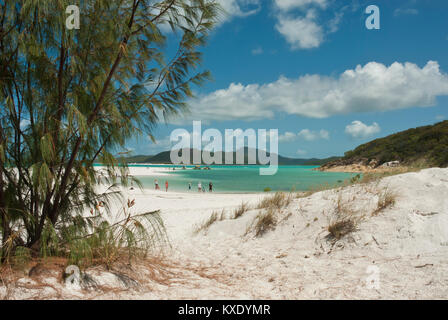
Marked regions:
[343,121,448,167]
[0,0,219,263]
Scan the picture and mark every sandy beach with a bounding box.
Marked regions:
[2,167,448,299]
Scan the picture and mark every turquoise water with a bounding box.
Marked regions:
[133,165,355,193]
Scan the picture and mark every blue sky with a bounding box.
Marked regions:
[128,0,448,159]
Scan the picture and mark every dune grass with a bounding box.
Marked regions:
[194,210,227,234]
[233,202,250,219]
[326,193,364,241]
[372,187,397,216]
[244,192,293,237]
[246,208,277,237]
[257,192,292,210]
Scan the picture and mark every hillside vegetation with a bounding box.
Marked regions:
[338,120,448,167]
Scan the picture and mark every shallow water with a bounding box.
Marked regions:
[132,165,355,193]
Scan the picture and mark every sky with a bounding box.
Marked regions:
[127,0,448,159]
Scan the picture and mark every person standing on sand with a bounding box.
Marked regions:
[165,181,169,192]
[198,182,202,192]
[154,179,159,190]
[209,182,213,192]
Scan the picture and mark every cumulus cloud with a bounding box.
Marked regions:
[297,129,329,141]
[273,0,345,50]
[274,0,328,11]
[345,121,381,139]
[275,11,324,49]
[278,131,297,142]
[277,129,329,142]
[186,61,448,121]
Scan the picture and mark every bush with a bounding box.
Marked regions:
[327,219,357,240]
[39,199,168,269]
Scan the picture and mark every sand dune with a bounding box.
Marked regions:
[2,168,448,299]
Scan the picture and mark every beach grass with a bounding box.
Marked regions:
[233,202,250,219]
[257,192,292,210]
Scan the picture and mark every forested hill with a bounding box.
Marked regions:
[121,149,339,166]
[324,120,448,168]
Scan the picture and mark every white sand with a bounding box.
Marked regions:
[2,168,448,299]
[96,164,174,177]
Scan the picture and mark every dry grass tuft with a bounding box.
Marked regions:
[372,187,396,216]
[194,210,226,234]
[257,192,292,210]
[327,218,357,240]
[232,202,249,219]
[248,208,277,237]
[326,193,363,241]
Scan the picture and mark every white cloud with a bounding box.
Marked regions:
[345,121,381,139]
[296,149,308,156]
[186,61,448,121]
[278,131,297,142]
[20,119,30,129]
[297,129,329,141]
[274,0,328,11]
[275,12,324,49]
[328,10,344,33]
[277,129,329,142]
[218,0,260,21]
[273,0,346,50]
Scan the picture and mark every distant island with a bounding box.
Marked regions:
[120,148,340,166]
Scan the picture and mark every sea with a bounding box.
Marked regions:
[130,165,355,193]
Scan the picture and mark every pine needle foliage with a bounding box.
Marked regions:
[0,0,220,263]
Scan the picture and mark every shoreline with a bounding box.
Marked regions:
[315,164,410,174]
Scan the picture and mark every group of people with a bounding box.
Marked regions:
[154,179,213,192]
[154,179,169,192]
[189,181,213,192]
